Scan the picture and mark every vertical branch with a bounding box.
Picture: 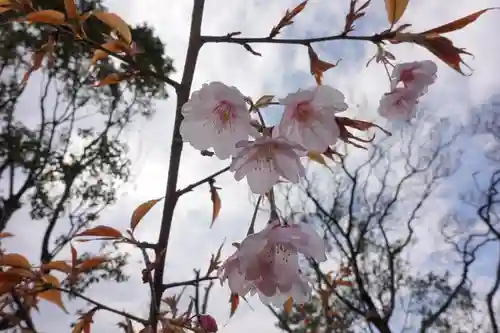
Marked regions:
[149,0,206,328]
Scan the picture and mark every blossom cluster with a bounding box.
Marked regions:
[218,220,327,305]
[377,60,438,121]
[179,60,437,306]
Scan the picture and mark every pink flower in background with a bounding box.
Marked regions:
[273,85,348,152]
[180,81,258,159]
[219,220,327,305]
[198,314,218,333]
[230,137,307,195]
[377,87,420,121]
[390,60,438,94]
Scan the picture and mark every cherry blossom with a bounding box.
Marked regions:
[180,81,258,159]
[219,220,327,305]
[390,60,438,94]
[377,88,420,121]
[273,85,349,152]
[230,137,307,195]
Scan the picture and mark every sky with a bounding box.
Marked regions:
[2,0,500,332]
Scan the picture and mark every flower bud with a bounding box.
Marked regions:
[198,314,218,333]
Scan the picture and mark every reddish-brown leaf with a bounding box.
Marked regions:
[334,279,353,287]
[93,11,132,44]
[337,117,392,136]
[24,10,66,25]
[41,261,72,274]
[209,183,221,228]
[23,48,46,82]
[308,46,339,85]
[422,8,498,36]
[74,225,122,238]
[64,0,78,19]
[0,253,31,269]
[283,297,293,314]
[0,232,14,238]
[269,0,308,38]
[229,293,239,318]
[416,35,473,75]
[37,274,67,313]
[130,198,163,231]
[77,257,107,273]
[384,0,409,25]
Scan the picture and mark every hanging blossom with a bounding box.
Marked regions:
[180,81,258,159]
[378,60,437,121]
[390,60,438,94]
[230,136,307,195]
[273,85,348,153]
[218,220,327,305]
[377,87,420,121]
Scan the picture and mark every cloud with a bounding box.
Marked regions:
[3,0,500,332]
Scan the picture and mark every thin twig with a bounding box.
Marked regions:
[177,166,231,196]
[56,287,148,325]
[163,275,219,290]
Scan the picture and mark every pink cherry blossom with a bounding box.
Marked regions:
[390,60,437,94]
[219,220,327,305]
[230,137,307,195]
[273,85,348,152]
[180,81,258,159]
[377,87,420,121]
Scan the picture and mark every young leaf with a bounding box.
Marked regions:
[93,11,132,45]
[74,225,122,238]
[384,0,409,25]
[308,46,339,85]
[415,35,473,75]
[64,0,78,20]
[24,10,66,25]
[254,95,275,109]
[307,151,328,167]
[130,197,163,231]
[70,243,77,268]
[77,257,107,273]
[209,183,221,228]
[334,279,354,287]
[23,48,46,82]
[37,274,67,313]
[0,232,14,238]
[0,253,32,269]
[422,8,497,36]
[41,261,72,274]
[229,293,239,318]
[269,0,308,38]
[284,297,293,314]
[72,311,95,333]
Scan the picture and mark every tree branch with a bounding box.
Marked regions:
[149,0,206,329]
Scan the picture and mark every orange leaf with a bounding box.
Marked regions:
[23,48,46,82]
[24,10,66,25]
[130,198,163,231]
[415,35,472,75]
[64,0,78,20]
[209,184,221,228]
[93,73,123,87]
[74,225,122,238]
[229,293,239,318]
[70,243,77,268]
[384,0,409,25]
[308,45,339,85]
[93,11,132,44]
[77,257,107,273]
[283,297,293,314]
[37,274,67,313]
[72,311,95,333]
[0,253,31,269]
[0,232,14,238]
[91,40,130,65]
[0,6,11,14]
[269,0,308,38]
[422,8,498,36]
[41,261,72,274]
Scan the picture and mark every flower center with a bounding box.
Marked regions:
[399,68,415,85]
[293,101,314,123]
[213,100,235,124]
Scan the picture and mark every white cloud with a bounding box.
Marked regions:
[4,0,500,332]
